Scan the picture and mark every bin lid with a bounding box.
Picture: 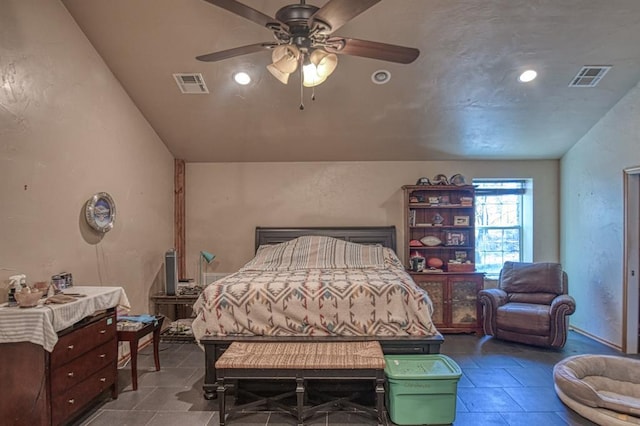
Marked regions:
[384,354,462,379]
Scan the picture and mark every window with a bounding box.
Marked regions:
[473,179,532,277]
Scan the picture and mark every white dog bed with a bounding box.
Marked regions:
[554,355,640,425]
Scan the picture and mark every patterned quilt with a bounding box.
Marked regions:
[191,236,438,339]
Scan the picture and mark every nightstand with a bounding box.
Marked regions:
[117,315,164,390]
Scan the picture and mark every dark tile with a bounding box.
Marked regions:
[456,373,474,388]
[222,411,270,425]
[446,353,481,369]
[146,411,215,426]
[467,354,524,369]
[463,368,522,387]
[451,412,508,425]
[81,409,156,426]
[455,396,469,412]
[500,411,568,425]
[135,366,199,388]
[133,386,216,411]
[502,386,565,412]
[326,410,385,426]
[504,365,554,387]
[457,387,523,412]
[101,386,157,410]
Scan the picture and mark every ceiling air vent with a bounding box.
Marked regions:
[568,66,611,88]
[173,73,209,94]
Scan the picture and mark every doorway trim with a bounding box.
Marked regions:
[623,166,640,354]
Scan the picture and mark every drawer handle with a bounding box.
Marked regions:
[99,353,106,359]
[99,329,106,334]
[67,372,74,378]
[100,377,106,382]
[68,399,75,405]
[67,345,74,350]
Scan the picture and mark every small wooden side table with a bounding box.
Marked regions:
[117,315,165,390]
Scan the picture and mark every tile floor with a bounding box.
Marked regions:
[72,331,635,426]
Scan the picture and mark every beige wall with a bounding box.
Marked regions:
[0,0,174,313]
[185,160,558,279]
[561,80,640,349]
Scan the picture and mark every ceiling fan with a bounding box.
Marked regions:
[196,0,420,89]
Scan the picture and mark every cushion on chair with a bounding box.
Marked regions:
[496,303,550,336]
[554,355,640,417]
[501,262,563,294]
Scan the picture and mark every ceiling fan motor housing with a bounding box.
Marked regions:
[275,3,330,48]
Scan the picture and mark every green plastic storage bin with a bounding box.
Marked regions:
[384,354,462,425]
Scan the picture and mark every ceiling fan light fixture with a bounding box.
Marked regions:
[271,45,300,73]
[302,61,327,87]
[309,49,338,78]
[267,63,291,84]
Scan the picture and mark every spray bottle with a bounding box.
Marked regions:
[8,274,26,307]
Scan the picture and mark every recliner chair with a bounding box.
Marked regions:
[478,261,576,349]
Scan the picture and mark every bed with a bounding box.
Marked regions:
[192,226,444,400]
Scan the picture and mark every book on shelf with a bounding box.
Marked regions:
[409,209,416,226]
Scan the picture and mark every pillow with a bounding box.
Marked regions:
[240,235,388,271]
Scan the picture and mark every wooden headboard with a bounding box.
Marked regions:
[255,226,397,253]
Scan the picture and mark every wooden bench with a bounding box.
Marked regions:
[215,341,386,426]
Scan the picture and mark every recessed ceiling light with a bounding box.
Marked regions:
[371,70,391,84]
[518,70,537,83]
[233,72,251,85]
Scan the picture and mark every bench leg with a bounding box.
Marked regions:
[375,375,385,425]
[218,380,226,426]
[296,377,305,426]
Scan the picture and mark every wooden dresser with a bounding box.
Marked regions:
[0,308,118,426]
[0,286,127,426]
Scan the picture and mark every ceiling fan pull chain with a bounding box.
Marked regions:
[299,65,305,110]
[311,87,316,101]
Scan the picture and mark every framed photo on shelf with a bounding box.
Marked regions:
[453,215,469,226]
[454,250,468,261]
[445,230,468,246]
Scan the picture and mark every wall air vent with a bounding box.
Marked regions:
[568,66,611,87]
[173,73,209,94]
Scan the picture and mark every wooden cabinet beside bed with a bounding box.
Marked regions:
[411,272,484,334]
[403,184,485,334]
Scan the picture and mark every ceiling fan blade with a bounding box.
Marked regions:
[196,42,277,62]
[202,0,281,29]
[325,37,419,64]
[310,0,381,33]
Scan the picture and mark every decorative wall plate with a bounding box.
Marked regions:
[85,192,116,233]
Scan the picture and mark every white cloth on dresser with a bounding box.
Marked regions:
[0,286,129,352]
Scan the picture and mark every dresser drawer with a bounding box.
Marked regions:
[51,339,116,395]
[51,312,116,369]
[52,363,116,426]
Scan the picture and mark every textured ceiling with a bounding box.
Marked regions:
[61,0,640,162]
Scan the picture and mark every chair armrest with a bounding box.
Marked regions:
[549,294,576,348]
[550,294,576,316]
[478,288,508,335]
[478,288,508,307]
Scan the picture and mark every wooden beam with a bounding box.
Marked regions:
[174,159,186,280]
